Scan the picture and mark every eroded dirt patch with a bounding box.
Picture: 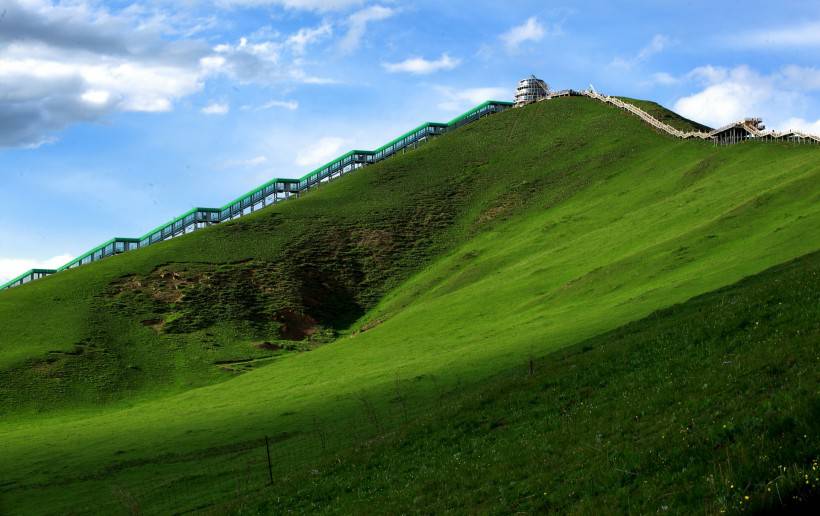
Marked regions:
[275,310,318,341]
[255,342,283,351]
[140,319,165,333]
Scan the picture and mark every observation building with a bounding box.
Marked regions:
[515,75,550,106]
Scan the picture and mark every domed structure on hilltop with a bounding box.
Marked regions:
[515,75,549,106]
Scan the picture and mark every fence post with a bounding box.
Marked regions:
[265,436,273,486]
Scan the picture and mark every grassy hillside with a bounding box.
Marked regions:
[246,250,820,514]
[1,96,819,514]
[0,125,496,414]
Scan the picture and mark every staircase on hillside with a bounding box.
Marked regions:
[5,79,819,293]
[519,76,820,146]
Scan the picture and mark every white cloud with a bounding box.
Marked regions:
[0,1,338,147]
[204,34,333,85]
[0,1,211,147]
[296,136,349,167]
[637,34,670,61]
[611,34,671,69]
[779,65,820,91]
[201,102,230,115]
[217,0,364,11]
[501,17,548,51]
[287,23,333,54]
[383,54,461,75]
[257,99,300,111]
[686,65,729,85]
[200,55,227,72]
[0,50,205,147]
[0,254,73,284]
[80,89,112,105]
[436,86,510,112]
[209,36,281,82]
[672,65,818,131]
[292,72,339,84]
[780,117,820,133]
[340,5,395,54]
[674,80,768,128]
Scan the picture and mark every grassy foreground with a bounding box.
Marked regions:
[0,97,819,513]
[246,250,820,514]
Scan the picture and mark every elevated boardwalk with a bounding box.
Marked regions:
[3,89,818,291]
[545,88,820,146]
[1,100,512,290]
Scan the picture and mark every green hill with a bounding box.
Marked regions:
[1,96,819,514]
[251,250,820,514]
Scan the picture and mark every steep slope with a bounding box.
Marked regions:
[0,118,512,413]
[251,250,820,514]
[1,97,819,514]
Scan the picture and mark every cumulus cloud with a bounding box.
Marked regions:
[383,54,461,75]
[207,37,282,84]
[0,56,204,147]
[674,71,770,127]
[339,5,395,54]
[501,17,549,51]
[0,0,210,147]
[201,34,336,85]
[0,254,73,284]
[672,65,819,131]
[296,137,349,167]
[436,86,510,112]
[0,1,340,147]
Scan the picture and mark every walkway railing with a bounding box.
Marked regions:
[1,101,514,291]
[551,89,712,140]
[558,88,820,145]
[5,88,818,292]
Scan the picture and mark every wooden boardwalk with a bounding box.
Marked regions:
[540,88,820,145]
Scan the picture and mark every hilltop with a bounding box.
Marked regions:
[1,96,819,514]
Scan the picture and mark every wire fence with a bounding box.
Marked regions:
[101,366,523,515]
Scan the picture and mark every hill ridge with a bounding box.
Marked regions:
[0,100,513,291]
[7,89,817,292]
[2,96,820,513]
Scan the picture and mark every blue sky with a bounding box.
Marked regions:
[2,0,820,282]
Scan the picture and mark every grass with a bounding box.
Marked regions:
[243,249,820,514]
[0,96,819,514]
